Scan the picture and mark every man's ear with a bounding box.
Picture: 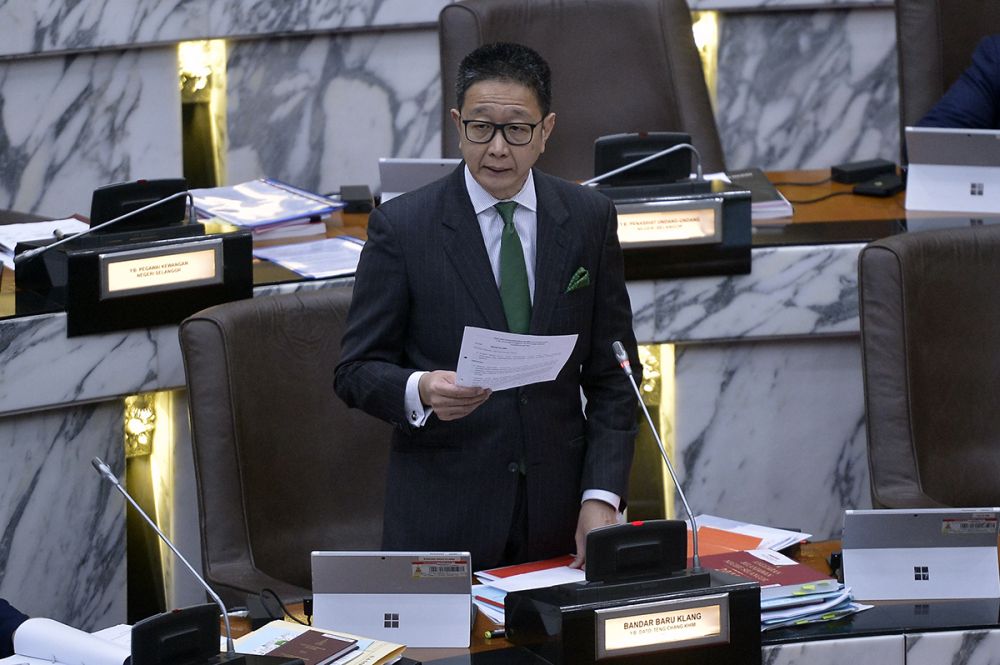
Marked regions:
[539,112,556,153]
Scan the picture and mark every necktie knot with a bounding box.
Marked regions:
[495,201,518,227]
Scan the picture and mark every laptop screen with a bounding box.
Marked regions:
[377,158,461,202]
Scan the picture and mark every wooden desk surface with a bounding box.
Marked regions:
[230,540,840,661]
[767,169,907,223]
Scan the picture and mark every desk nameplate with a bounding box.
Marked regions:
[616,197,724,248]
[595,592,730,660]
[100,238,224,299]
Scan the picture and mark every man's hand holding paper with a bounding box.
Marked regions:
[417,370,491,421]
[455,326,578,392]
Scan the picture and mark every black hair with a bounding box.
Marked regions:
[455,42,552,116]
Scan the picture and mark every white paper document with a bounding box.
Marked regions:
[483,566,585,593]
[3,618,130,665]
[0,218,90,269]
[252,236,363,279]
[455,326,578,391]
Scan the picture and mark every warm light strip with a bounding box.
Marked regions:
[658,344,677,519]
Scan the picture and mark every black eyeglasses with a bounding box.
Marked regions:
[461,119,542,146]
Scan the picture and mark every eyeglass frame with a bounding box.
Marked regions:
[460,118,543,146]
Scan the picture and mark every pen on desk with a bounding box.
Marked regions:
[484,627,506,639]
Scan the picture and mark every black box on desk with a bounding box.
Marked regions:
[15,228,252,336]
[598,180,752,280]
[506,570,761,665]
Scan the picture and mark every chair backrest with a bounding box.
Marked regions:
[179,286,391,604]
[439,0,725,181]
[895,0,1000,153]
[859,225,1000,509]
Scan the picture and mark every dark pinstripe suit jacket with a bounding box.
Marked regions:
[334,165,640,569]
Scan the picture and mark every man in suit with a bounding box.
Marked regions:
[920,35,1000,129]
[335,42,640,570]
[0,599,28,657]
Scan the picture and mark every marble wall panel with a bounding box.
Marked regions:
[716,8,900,170]
[905,629,1000,665]
[0,402,125,630]
[0,47,182,217]
[674,337,870,539]
[207,0,448,41]
[762,633,903,664]
[628,243,863,344]
[0,314,183,417]
[0,0,447,59]
[225,29,441,194]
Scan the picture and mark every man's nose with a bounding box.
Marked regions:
[487,128,510,155]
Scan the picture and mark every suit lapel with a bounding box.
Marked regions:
[530,171,571,335]
[442,167,509,331]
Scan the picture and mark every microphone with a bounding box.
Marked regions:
[583,142,704,187]
[14,190,194,265]
[91,456,238,656]
[612,341,703,572]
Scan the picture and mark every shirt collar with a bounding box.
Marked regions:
[464,165,537,215]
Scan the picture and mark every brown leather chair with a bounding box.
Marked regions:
[439,0,725,181]
[859,225,1000,509]
[179,286,392,605]
[895,0,1000,153]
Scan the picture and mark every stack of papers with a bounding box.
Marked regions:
[691,514,811,554]
[695,548,871,630]
[191,178,345,233]
[473,555,584,626]
[469,516,862,633]
[0,217,90,269]
[252,236,364,279]
[761,585,870,631]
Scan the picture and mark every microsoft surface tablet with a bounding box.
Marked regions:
[311,551,473,648]
[843,508,1000,601]
[905,126,1000,214]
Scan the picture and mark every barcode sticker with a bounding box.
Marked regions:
[411,558,469,578]
[942,516,999,534]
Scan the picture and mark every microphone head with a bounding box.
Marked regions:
[91,456,115,481]
[612,341,627,362]
[612,341,633,376]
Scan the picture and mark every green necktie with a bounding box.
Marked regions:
[495,201,531,334]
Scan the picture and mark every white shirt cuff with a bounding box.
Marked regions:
[404,371,432,427]
[582,489,621,512]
